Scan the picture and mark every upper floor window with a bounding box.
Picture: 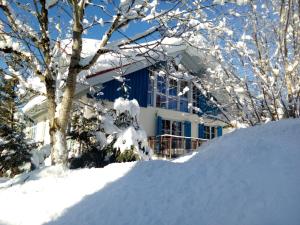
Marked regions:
[148,76,154,106]
[156,75,167,109]
[157,75,166,94]
[147,72,210,115]
[192,85,201,113]
[169,79,177,96]
[179,81,189,112]
[156,94,167,109]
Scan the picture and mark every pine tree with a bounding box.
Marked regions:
[0,78,19,130]
[0,77,34,177]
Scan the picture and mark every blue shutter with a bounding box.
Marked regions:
[217,126,222,137]
[198,124,205,138]
[184,121,191,150]
[156,116,163,136]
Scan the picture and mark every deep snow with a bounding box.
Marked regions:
[0,119,300,225]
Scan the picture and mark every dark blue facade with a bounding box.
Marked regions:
[98,68,149,107]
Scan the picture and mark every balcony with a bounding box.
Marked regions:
[148,134,208,159]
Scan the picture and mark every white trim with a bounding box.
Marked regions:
[153,72,157,107]
[158,134,208,141]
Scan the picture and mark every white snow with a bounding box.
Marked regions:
[114,97,140,118]
[0,119,300,225]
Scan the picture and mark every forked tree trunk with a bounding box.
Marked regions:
[45,71,76,165]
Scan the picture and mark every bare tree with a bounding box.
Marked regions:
[192,0,300,127]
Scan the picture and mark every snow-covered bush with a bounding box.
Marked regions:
[113,98,152,161]
[68,96,152,169]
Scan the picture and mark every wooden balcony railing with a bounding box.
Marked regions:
[148,134,208,159]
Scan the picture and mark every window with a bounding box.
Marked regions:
[157,75,166,94]
[179,81,189,112]
[192,86,201,113]
[204,126,210,139]
[180,99,188,112]
[203,125,217,139]
[168,97,177,110]
[147,76,154,106]
[168,78,178,110]
[162,120,171,134]
[152,72,195,113]
[211,127,216,139]
[156,94,167,108]
[161,119,183,136]
[171,121,183,136]
[169,79,177,96]
[180,81,188,98]
[156,75,167,108]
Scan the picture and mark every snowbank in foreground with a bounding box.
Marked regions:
[0,119,300,225]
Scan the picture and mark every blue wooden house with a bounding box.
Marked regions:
[23,38,225,158]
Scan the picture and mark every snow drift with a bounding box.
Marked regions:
[0,119,300,225]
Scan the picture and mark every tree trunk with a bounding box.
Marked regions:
[51,127,68,165]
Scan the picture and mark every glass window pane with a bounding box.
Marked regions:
[147,78,154,106]
[169,79,177,96]
[180,81,189,98]
[204,126,210,139]
[156,94,166,108]
[211,127,216,139]
[162,120,170,134]
[157,75,166,94]
[168,97,177,110]
[180,99,188,112]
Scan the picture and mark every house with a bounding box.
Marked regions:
[23,38,226,158]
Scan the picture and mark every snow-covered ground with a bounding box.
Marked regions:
[0,119,300,225]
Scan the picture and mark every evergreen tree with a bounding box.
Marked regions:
[0,76,35,177]
[0,77,19,130]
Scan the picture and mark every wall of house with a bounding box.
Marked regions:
[139,106,204,138]
[99,100,222,139]
[26,113,50,145]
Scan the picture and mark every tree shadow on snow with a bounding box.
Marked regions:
[43,160,197,225]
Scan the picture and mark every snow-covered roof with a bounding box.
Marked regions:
[59,37,209,90]
[23,37,210,115]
